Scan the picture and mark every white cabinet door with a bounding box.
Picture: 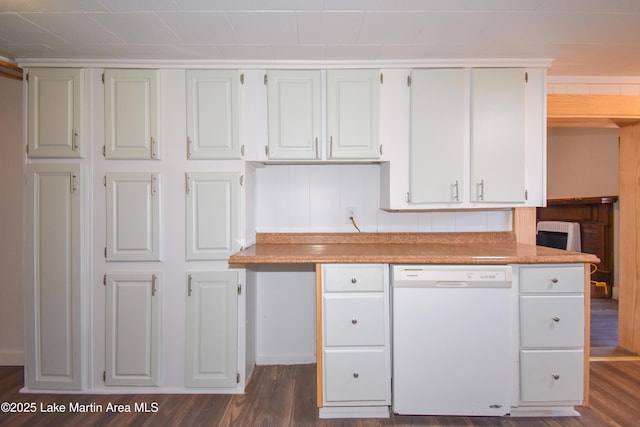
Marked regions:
[27,68,83,158]
[409,68,466,203]
[106,172,160,261]
[25,164,81,390]
[186,70,242,159]
[471,68,526,203]
[326,69,380,159]
[104,69,160,159]
[105,273,160,386]
[185,271,238,388]
[185,172,240,260]
[267,70,321,160]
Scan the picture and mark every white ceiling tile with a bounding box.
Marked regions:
[248,0,325,10]
[357,11,426,44]
[87,12,180,43]
[6,42,63,58]
[537,0,640,14]
[26,0,107,12]
[0,14,62,43]
[157,11,238,43]
[174,0,252,11]
[215,44,276,59]
[297,12,363,44]
[0,0,36,13]
[226,11,297,44]
[98,0,180,12]
[25,13,122,44]
[325,44,381,59]
[324,0,545,12]
[268,44,327,59]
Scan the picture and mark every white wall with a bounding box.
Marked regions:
[547,127,619,199]
[0,76,24,365]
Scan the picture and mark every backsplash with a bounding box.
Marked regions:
[255,164,512,233]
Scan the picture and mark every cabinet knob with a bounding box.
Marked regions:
[351,277,357,284]
[552,316,560,322]
[353,373,359,379]
[551,277,559,284]
[552,374,560,380]
[351,319,358,325]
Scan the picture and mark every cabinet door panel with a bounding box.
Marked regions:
[409,69,466,203]
[104,69,159,159]
[185,172,239,260]
[520,349,584,402]
[471,68,525,203]
[105,273,160,386]
[25,164,81,390]
[106,172,160,261]
[186,271,238,388]
[267,70,321,159]
[323,349,389,404]
[327,69,380,159]
[186,70,241,159]
[27,68,82,158]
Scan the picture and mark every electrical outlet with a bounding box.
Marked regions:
[346,207,357,224]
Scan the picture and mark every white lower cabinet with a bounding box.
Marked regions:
[185,271,239,388]
[320,264,390,418]
[105,272,161,386]
[513,264,585,416]
[25,164,82,390]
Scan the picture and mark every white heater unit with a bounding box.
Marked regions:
[536,221,582,252]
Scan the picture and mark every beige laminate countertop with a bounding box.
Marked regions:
[228,232,600,265]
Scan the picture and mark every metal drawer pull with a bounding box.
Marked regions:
[553,316,560,322]
[551,277,559,283]
[552,374,560,380]
[351,278,357,284]
[351,319,358,325]
[353,373,359,379]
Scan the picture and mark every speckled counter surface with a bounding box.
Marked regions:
[228,232,600,265]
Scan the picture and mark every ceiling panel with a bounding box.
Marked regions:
[296,11,363,44]
[25,13,122,44]
[87,12,180,44]
[157,12,238,44]
[226,11,297,44]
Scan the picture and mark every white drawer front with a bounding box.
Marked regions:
[520,349,584,403]
[324,294,385,347]
[323,349,389,404]
[519,265,584,294]
[520,295,584,348]
[324,264,384,292]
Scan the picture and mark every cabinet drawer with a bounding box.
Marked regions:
[519,266,584,293]
[520,349,584,403]
[520,295,584,348]
[324,295,385,347]
[323,264,384,293]
[323,349,389,404]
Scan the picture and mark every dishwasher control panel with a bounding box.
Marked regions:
[392,265,512,288]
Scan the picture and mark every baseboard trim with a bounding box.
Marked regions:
[0,350,24,366]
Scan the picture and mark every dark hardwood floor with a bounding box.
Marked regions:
[0,297,633,426]
[1,360,639,427]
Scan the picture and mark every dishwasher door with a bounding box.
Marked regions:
[391,265,517,416]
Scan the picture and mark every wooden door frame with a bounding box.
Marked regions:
[546,94,640,355]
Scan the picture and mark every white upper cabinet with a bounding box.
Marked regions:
[105,272,160,386]
[409,69,466,204]
[326,69,381,160]
[186,70,242,159]
[104,69,160,160]
[106,172,161,261]
[185,172,240,260]
[267,69,322,160]
[470,68,526,203]
[25,164,81,390]
[185,271,239,388]
[27,68,83,158]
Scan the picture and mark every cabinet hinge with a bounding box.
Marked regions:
[26,144,29,155]
[103,371,106,382]
[25,72,29,82]
[101,73,104,84]
[264,74,267,85]
[525,72,528,83]
[185,173,191,194]
[102,145,106,157]
[379,145,383,156]
[264,145,269,156]
[406,192,411,203]
[380,73,383,84]
[103,274,107,286]
[237,284,242,295]
[104,246,107,258]
[525,189,528,200]
[103,175,107,187]
[240,145,245,157]
[407,75,411,86]
[236,372,240,384]
[239,175,244,186]
[240,73,244,85]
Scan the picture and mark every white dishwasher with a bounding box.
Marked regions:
[392,265,518,416]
